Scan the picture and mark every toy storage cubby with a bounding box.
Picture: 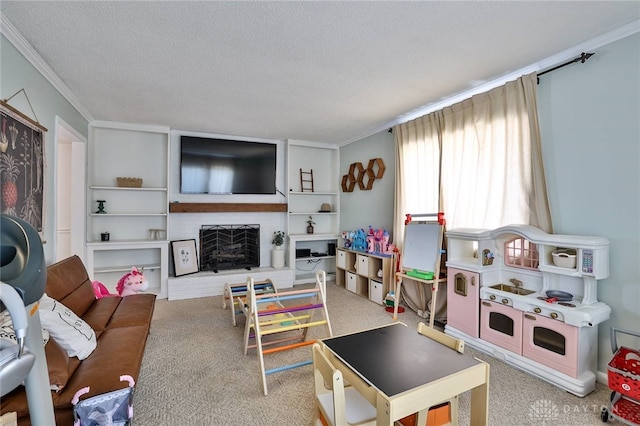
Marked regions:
[86,121,170,298]
[335,248,392,305]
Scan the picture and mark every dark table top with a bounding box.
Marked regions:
[322,323,481,397]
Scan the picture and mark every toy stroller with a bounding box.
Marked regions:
[72,375,135,426]
[601,327,640,424]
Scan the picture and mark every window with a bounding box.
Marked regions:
[504,237,539,270]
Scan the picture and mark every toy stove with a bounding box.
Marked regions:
[480,283,611,327]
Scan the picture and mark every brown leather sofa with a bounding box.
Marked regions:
[1,255,156,425]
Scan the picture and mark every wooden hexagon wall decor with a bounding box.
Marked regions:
[354,162,367,190]
[359,167,376,190]
[343,159,385,192]
[367,158,385,179]
[341,173,354,192]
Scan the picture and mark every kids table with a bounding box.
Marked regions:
[319,322,490,425]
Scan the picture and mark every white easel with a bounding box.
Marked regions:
[394,213,446,328]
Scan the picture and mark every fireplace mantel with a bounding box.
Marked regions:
[169,202,287,213]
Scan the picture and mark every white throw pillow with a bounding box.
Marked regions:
[38,293,97,360]
[0,310,50,346]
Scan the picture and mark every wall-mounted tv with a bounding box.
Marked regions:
[180,136,277,195]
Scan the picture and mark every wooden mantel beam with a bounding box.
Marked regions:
[169,202,288,213]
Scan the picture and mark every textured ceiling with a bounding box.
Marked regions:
[2,1,639,145]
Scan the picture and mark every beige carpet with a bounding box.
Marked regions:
[133,282,611,425]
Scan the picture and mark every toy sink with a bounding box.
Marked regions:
[489,283,535,296]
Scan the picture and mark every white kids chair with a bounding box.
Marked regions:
[312,343,376,426]
[416,322,464,425]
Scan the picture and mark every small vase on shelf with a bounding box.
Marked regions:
[306,216,315,234]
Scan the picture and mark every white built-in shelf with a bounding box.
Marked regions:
[289,191,338,196]
[90,186,168,192]
[295,272,336,283]
[287,141,339,284]
[87,122,170,299]
[295,255,336,262]
[87,239,169,246]
[289,212,339,216]
[94,262,162,274]
[289,233,340,240]
[89,213,167,217]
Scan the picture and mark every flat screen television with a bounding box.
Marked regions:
[180,136,277,195]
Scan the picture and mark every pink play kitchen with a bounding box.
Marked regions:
[444,224,611,397]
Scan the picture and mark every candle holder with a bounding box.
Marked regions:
[96,200,107,214]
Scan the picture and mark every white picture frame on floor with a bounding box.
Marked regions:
[171,239,198,277]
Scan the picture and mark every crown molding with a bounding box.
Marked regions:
[1,12,94,122]
[90,120,170,134]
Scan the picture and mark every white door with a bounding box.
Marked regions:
[55,117,86,263]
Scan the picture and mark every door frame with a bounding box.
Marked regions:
[54,116,86,263]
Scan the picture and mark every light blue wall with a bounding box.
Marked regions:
[1,35,89,262]
[342,31,640,375]
[537,32,640,372]
[339,131,395,240]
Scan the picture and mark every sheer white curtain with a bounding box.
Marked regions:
[393,72,552,320]
[440,74,552,230]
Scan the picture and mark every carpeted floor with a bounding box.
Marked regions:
[133,281,611,425]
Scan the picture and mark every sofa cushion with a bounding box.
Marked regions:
[45,255,96,317]
[39,293,97,360]
[44,337,70,391]
[53,325,151,408]
[107,294,157,328]
[82,296,121,332]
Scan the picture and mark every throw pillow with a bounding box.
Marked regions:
[0,310,50,345]
[38,293,97,360]
[1,309,67,390]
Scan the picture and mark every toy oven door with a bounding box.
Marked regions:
[480,300,523,354]
[522,312,579,377]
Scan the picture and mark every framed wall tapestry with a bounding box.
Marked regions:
[170,239,199,277]
[0,100,47,233]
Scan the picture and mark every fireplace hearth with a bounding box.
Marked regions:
[199,225,260,272]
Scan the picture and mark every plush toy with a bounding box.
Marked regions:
[91,281,113,299]
[91,267,149,299]
[116,267,149,297]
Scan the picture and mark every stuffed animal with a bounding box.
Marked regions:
[91,281,113,299]
[116,267,149,297]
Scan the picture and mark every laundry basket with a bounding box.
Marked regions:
[72,375,135,426]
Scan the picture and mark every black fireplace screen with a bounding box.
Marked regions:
[199,225,260,272]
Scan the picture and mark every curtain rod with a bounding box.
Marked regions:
[537,52,595,82]
[389,51,597,132]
